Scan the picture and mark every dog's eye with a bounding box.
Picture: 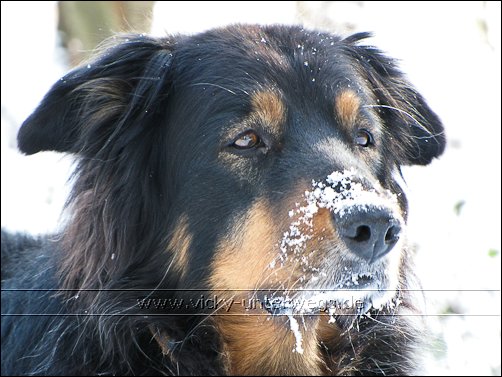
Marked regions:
[231,131,263,150]
[355,129,374,147]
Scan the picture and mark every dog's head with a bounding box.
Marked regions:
[18,24,444,369]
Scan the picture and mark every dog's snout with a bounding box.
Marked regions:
[334,206,402,263]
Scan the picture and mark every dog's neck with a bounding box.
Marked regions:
[215,311,330,375]
[150,309,348,375]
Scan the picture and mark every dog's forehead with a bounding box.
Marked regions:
[175,25,367,132]
[179,25,360,92]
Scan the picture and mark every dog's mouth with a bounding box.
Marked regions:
[255,270,399,355]
[260,270,394,317]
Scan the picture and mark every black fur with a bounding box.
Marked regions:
[2,25,444,375]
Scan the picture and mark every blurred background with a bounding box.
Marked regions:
[1,1,500,375]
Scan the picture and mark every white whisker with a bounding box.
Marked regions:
[191,82,240,95]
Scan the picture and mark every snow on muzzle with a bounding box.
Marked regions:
[264,168,404,316]
[272,168,403,268]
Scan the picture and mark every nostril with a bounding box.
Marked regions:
[353,225,371,242]
[334,206,402,263]
[384,225,401,243]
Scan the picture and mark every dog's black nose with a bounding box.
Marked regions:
[334,206,401,263]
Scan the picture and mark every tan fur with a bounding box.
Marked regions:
[250,90,286,135]
[210,200,331,375]
[216,314,323,375]
[335,90,360,131]
[210,200,277,291]
[167,214,192,281]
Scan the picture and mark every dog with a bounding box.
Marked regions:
[1,24,445,375]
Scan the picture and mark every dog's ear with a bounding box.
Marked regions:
[17,35,174,156]
[349,37,446,166]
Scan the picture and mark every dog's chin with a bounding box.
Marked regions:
[262,263,400,317]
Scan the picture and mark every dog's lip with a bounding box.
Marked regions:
[258,274,389,316]
[343,272,375,288]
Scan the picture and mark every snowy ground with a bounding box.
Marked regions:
[1,2,500,375]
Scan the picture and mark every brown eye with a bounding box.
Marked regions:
[232,131,262,149]
[355,129,374,147]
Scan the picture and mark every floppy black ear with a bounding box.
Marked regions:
[350,39,446,166]
[18,35,174,156]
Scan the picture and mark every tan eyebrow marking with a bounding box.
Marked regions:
[250,90,286,135]
[335,90,360,131]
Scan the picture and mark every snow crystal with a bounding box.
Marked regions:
[288,314,304,354]
[328,306,336,324]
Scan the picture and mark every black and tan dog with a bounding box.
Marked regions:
[1,25,445,375]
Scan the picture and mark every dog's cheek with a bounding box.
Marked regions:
[166,214,192,283]
[207,199,327,375]
[209,199,278,294]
